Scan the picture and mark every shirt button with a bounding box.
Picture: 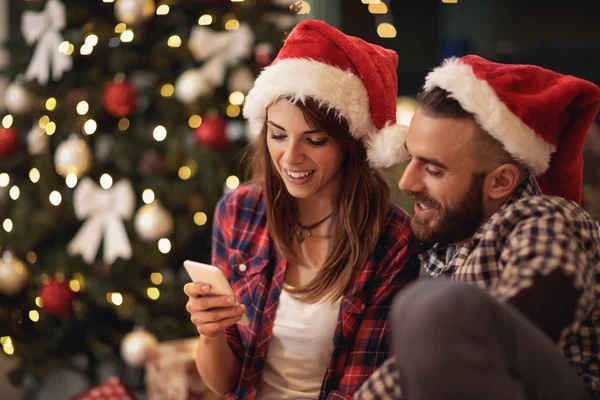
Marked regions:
[238,263,247,273]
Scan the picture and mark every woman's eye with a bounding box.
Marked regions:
[269,133,286,140]
[307,138,328,147]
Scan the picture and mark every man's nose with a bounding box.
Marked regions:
[398,160,424,193]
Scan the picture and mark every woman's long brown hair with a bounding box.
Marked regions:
[250,98,391,302]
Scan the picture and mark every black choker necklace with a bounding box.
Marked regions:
[295,213,332,243]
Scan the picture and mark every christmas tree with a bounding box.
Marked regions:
[0,0,296,390]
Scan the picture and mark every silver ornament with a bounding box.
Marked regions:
[4,82,33,114]
[114,0,155,25]
[54,134,92,178]
[0,251,28,296]
[120,328,158,368]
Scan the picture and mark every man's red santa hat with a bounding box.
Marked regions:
[423,55,600,204]
[243,19,407,168]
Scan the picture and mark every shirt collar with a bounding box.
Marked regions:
[419,177,541,275]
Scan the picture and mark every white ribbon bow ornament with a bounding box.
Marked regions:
[21,0,73,85]
[68,177,135,265]
[187,23,255,87]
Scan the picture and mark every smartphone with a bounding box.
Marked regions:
[183,260,249,326]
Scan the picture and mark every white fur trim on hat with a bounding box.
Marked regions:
[367,123,409,168]
[243,58,378,141]
[423,57,556,175]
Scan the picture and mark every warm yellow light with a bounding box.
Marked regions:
[225,19,240,30]
[118,118,130,131]
[110,292,123,306]
[66,173,78,188]
[85,34,99,47]
[9,186,20,200]
[142,189,155,204]
[156,4,169,15]
[198,15,213,25]
[377,23,397,38]
[150,272,163,285]
[29,310,40,322]
[120,29,134,42]
[188,115,202,128]
[45,121,56,135]
[83,119,97,135]
[100,174,113,190]
[80,44,94,55]
[368,2,388,13]
[49,191,62,206]
[167,35,182,48]
[442,0,458,3]
[26,252,37,264]
[77,101,89,115]
[147,287,160,300]
[226,104,241,118]
[46,98,57,111]
[103,0,115,2]
[297,1,311,14]
[0,173,9,187]
[194,211,208,226]
[69,280,81,292]
[3,219,13,232]
[160,84,174,97]
[58,41,74,55]
[229,91,245,105]
[178,166,192,180]
[225,175,240,190]
[35,297,44,307]
[3,344,14,355]
[115,23,127,33]
[58,41,70,54]
[39,115,50,129]
[361,0,381,3]
[153,125,167,141]
[29,168,40,183]
[1,115,12,128]
[0,337,11,347]
[231,0,245,2]
[158,238,171,254]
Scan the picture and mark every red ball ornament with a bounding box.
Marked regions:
[39,280,75,317]
[0,127,19,158]
[195,116,229,151]
[102,80,137,118]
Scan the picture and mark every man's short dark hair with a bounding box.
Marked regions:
[418,87,474,119]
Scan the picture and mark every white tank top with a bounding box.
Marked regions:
[256,285,341,399]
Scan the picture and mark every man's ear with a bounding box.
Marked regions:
[484,163,521,200]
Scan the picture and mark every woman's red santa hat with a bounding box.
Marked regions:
[243,19,407,168]
[423,55,600,204]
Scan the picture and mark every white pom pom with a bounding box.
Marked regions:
[366,123,409,168]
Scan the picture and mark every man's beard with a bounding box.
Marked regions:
[408,173,486,245]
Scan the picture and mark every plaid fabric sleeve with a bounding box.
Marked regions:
[211,193,244,361]
[492,210,596,342]
[352,357,403,400]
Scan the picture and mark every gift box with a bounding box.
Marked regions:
[71,377,137,400]
[146,337,223,400]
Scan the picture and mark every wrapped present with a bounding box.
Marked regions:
[71,377,136,400]
[146,337,223,400]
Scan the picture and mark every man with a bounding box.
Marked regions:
[355,55,600,399]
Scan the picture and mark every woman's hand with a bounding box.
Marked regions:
[184,283,246,338]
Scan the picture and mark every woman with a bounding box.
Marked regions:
[184,20,417,399]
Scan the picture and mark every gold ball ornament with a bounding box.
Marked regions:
[54,135,92,178]
[115,0,155,25]
[134,202,174,242]
[120,328,158,368]
[0,251,28,296]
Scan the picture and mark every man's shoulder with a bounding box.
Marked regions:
[490,194,599,240]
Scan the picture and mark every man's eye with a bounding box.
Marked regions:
[425,167,442,177]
